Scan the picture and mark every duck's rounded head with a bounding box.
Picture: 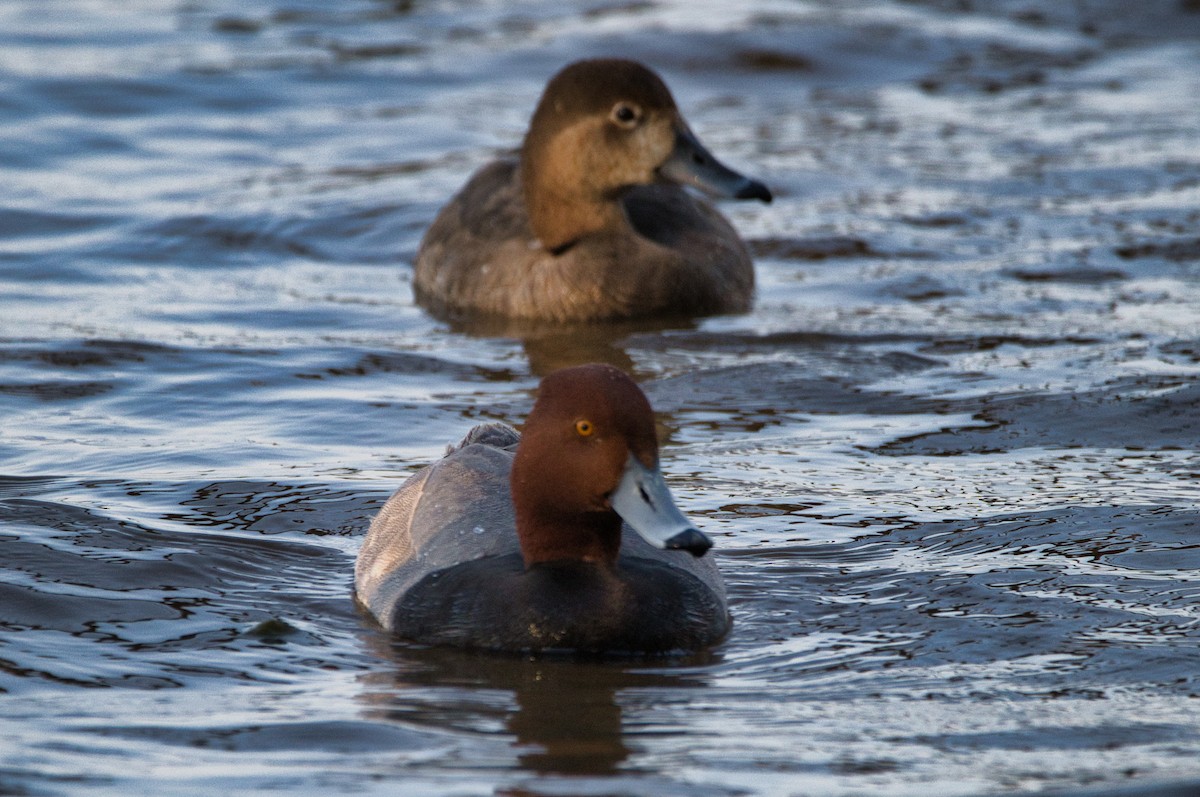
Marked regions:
[521,59,772,252]
[510,363,712,567]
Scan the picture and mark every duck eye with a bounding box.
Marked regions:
[609,102,640,128]
[575,419,595,437]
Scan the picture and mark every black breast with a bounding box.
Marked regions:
[390,553,729,655]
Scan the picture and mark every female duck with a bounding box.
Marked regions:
[413,58,772,322]
[354,364,730,654]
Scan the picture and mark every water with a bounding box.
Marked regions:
[3,1,1200,794]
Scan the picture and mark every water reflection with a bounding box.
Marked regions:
[442,314,702,376]
[358,630,716,783]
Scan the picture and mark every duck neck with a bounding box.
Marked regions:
[514,504,623,569]
[521,150,631,254]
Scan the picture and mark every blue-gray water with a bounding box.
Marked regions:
[3,1,1200,795]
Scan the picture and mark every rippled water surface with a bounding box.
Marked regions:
[3,1,1200,795]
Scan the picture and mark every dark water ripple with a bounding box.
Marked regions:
[3,0,1200,795]
[719,505,1200,693]
[0,485,365,692]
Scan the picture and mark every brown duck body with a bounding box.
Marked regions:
[414,160,754,321]
[412,59,770,322]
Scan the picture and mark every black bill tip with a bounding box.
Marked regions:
[735,178,773,204]
[664,527,714,557]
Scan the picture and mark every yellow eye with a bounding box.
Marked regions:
[575,419,594,437]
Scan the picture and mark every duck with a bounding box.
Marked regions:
[413,58,772,323]
[354,363,730,654]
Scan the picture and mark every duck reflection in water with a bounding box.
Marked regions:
[357,638,717,782]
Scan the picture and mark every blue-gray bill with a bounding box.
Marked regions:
[609,454,713,557]
[657,126,773,204]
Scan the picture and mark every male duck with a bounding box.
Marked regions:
[413,58,772,322]
[354,363,730,654]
